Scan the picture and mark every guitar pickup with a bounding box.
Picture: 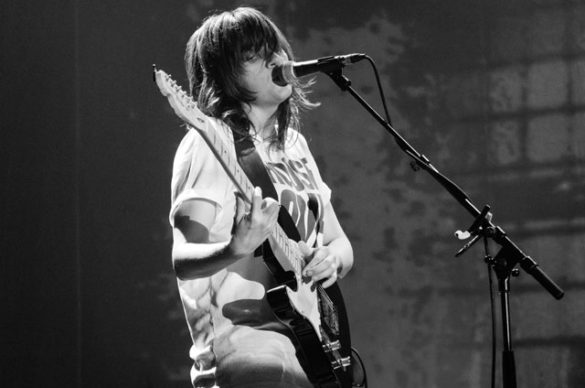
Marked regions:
[331,356,352,370]
[322,340,341,353]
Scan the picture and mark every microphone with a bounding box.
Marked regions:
[272,53,367,86]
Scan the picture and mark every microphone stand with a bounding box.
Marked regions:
[323,68,565,388]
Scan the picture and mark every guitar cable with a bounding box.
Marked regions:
[351,347,368,388]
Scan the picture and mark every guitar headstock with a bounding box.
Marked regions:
[153,65,210,136]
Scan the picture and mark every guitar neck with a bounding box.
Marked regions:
[195,125,304,275]
[153,67,304,275]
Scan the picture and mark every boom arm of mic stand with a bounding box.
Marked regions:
[324,69,564,300]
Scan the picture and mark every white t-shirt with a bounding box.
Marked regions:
[169,119,331,388]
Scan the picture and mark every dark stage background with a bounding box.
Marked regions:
[2,0,585,387]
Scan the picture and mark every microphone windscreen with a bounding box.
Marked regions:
[272,62,295,86]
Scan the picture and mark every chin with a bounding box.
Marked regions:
[279,85,293,100]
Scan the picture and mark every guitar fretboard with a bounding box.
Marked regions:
[202,127,338,334]
[155,67,305,275]
[193,122,305,275]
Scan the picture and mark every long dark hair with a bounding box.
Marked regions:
[185,7,316,147]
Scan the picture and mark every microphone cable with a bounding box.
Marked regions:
[362,55,394,127]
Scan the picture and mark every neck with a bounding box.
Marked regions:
[245,104,279,140]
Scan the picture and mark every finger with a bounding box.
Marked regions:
[304,260,327,278]
[263,199,281,222]
[297,241,314,260]
[308,258,332,277]
[249,187,263,220]
[268,206,280,226]
[321,273,338,288]
[311,260,338,282]
[262,196,279,210]
[311,248,329,262]
[261,209,279,236]
[234,191,247,223]
[304,248,330,272]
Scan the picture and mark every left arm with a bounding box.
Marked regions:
[301,202,353,288]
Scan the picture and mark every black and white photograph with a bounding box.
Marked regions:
[2,1,584,387]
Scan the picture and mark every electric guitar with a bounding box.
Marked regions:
[153,66,353,388]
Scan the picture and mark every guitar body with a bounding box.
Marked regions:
[264,240,353,388]
[267,283,352,388]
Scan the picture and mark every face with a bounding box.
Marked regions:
[238,50,293,110]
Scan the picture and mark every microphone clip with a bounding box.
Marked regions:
[454,205,497,257]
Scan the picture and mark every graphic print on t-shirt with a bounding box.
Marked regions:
[264,156,324,246]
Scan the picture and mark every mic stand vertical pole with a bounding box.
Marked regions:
[462,215,518,388]
[492,249,518,388]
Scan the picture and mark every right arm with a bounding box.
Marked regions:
[172,187,280,280]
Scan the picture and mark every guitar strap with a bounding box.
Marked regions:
[233,131,302,240]
[232,131,302,280]
[233,131,360,388]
